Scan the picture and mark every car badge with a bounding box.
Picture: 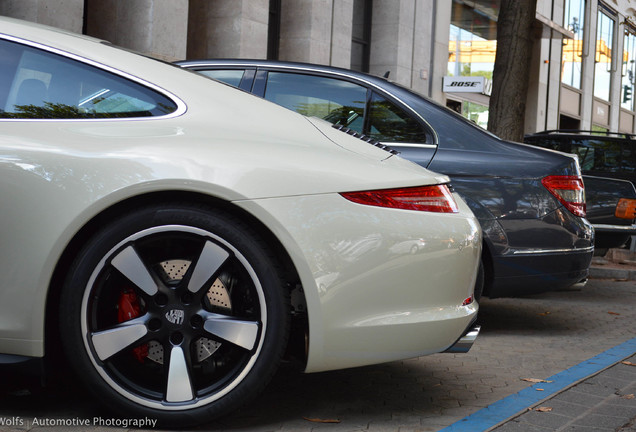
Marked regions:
[165,309,185,325]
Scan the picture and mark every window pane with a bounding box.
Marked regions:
[448,0,497,81]
[622,31,636,111]
[562,0,585,88]
[462,101,489,129]
[571,139,621,172]
[264,72,367,131]
[0,39,177,119]
[594,9,615,101]
[622,142,635,173]
[198,70,245,88]
[367,92,427,143]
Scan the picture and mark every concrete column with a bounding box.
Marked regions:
[0,0,84,33]
[428,0,452,103]
[410,0,434,98]
[278,0,333,64]
[187,0,269,59]
[329,0,354,67]
[86,0,188,61]
[369,0,417,86]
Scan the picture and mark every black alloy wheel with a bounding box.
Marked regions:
[59,204,289,426]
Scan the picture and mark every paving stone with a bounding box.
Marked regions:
[572,413,632,430]
[559,426,614,431]
[589,403,636,419]
[537,399,590,418]
[514,410,572,429]
[493,420,553,431]
[552,389,606,407]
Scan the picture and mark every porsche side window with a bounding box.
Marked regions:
[0,39,177,119]
[264,72,367,133]
[198,69,245,87]
[366,92,428,144]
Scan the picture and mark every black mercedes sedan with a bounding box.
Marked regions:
[177,60,594,298]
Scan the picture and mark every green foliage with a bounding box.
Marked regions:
[0,101,151,119]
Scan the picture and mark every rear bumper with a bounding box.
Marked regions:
[444,324,480,353]
[593,224,636,249]
[594,223,636,235]
[489,247,593,297]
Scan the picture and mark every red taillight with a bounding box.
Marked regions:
[541,175,586,217]
[340,184,459,213]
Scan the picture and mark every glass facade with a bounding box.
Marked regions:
[447,0,499,126]
[622,28,636,111]
[593,6,615,101]
[561,0,585,88]
[447,1,497,80]
[462,101,489,129]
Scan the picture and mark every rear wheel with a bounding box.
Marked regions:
[59,205,289,426]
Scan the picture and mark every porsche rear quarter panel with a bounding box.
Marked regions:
[238,193,481,372]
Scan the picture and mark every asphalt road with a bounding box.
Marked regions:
[0,276,635,431]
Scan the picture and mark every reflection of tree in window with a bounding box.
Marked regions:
[367,93,425,143]
[594,9,615,101]
[0,39,177,119]
[1,100,172,119]
[622,145,635,172]
[293,101,336,118]
[322,105,364,131]
[572,143,595,171]
[561,0,585,88]
[590,139,621,172]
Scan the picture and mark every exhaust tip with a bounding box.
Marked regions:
[444,325,481,353]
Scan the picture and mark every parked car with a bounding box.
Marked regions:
[524,130,636,249]
[0,17,483,426]
[178,59,595,298]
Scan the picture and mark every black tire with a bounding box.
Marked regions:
[59,204,289,426]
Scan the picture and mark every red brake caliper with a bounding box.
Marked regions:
[118,288,148,362]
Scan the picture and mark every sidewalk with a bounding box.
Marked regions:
[491,351,636,431]
[444,340,636,431]
[447,248,636,432]
[589,247,636,281]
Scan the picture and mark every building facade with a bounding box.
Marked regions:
[2,0,636,134]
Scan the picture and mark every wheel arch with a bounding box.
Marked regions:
[44,190,308,369]
[480,239,495,298]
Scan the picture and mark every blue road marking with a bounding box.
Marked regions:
[439,336,636,432]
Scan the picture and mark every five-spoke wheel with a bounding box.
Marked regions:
[60,205,289,425]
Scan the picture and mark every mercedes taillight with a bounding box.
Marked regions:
[541,175,586,217]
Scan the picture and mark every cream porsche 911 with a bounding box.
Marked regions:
[0,17,480,426]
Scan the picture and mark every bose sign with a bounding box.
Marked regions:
[443,76,492,95]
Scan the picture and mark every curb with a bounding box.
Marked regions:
[589,266,636,281]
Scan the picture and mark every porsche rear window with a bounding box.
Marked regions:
[0,38,177,119]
